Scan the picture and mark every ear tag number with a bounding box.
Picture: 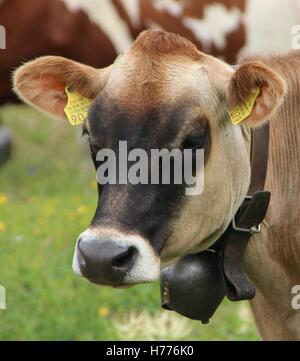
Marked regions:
[229,88,260,125]
[64,86,92,125]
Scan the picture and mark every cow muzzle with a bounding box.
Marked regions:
[72,229,160,286]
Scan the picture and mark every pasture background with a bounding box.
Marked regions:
[0,104,259,340]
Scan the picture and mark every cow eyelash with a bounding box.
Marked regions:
[81,123,90,137]
[182,127,207,150]
[81,125,98,155]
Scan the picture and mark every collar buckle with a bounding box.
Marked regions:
[232,217,261,234]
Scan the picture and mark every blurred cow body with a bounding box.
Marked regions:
[1,0,300,104]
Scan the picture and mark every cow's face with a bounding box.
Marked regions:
[14,31,285,287]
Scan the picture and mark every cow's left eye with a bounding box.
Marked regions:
[182,127,207,150]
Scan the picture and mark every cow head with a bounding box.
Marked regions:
[13,31,286,287]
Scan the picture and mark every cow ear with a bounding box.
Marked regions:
[13,56,112,120]
[226,61,286,126]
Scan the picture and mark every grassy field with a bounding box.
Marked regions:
[0,104,260,340]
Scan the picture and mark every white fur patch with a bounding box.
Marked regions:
[72,239,82,276]
[72,228,160,284]
[62,0,133,53]
[183,3,242,51]
[144,19,164,31]
[153,0,183,17]
[240,0,300,55]
[119,0,140,27]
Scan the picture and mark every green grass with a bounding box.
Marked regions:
[0,104,260,340]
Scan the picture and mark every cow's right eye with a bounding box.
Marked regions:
[182,126,207,150]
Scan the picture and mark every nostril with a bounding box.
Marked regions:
[112,246,138,269]
[76,236,138,282]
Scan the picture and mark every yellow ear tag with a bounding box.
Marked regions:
[64,86,92,125]
[229,88,260,125]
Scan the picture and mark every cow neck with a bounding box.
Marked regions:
[158,121,272,323]
[211,121,271,302]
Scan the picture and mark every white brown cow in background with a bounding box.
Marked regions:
[1,0,300,103]
[13,30,300,340]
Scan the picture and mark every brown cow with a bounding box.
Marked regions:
[1,0,300,103]
[13,30,300,340]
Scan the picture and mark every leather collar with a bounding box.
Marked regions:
[248,123,270,195]
[212,122,271,301]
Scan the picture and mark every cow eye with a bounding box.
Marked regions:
[182,127,207,150]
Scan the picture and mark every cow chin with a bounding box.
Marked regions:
[72,228,160,287]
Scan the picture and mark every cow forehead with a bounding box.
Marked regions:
[88,32,233,140]
[105,53,207,108]
[88,91,206,150]
[102,34,233,112]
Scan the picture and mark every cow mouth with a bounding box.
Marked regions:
[86,277,149,288]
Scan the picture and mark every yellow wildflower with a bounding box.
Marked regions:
[77,206,88,214]
[0,193,8,205]
[98,306,110,317]
[0,222,6,232]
